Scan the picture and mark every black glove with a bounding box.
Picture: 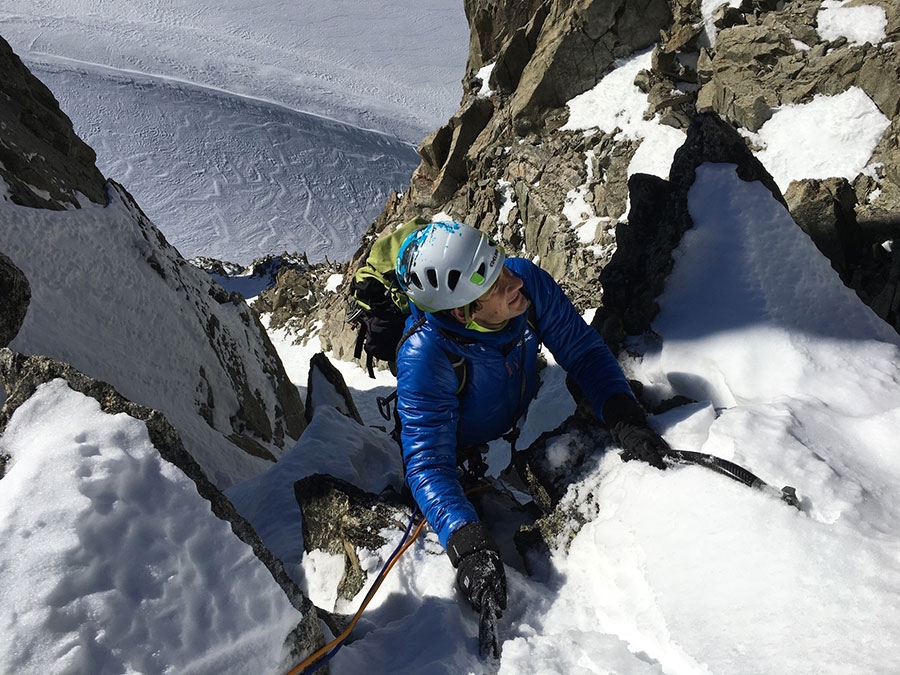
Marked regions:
[612,422,670,469]
[603,393,670,470]
[447,521,507,614]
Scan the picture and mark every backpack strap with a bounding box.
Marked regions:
[379,315,470,442]
[526,299,540,343]
[349,306,380,378]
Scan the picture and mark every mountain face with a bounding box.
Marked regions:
[0,31,324,666]
[0,33,307,490]
[2,2,899,670]
[0,36,106,209]
[302,0,899,361]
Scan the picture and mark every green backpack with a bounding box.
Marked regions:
[348,217,429,377]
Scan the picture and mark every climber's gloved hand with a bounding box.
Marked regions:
[602,393,669,470]
[447,521,507,615]
[612,422,670,469]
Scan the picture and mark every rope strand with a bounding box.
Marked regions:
[284,511,426,675]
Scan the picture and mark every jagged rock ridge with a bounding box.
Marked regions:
[0,35,106,209]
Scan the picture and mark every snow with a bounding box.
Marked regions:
[477,62,496,98]
[0,0,468,264]
[29,59,421,264]
[2,2,900,675]
[231,159,900,674]
[324,274,344,293]
[563,151,602,243]
[561,49,687,181]
[817,0,888,45]
[0,379,301,674]
[497,180,517,225]
[751,87,891,194]
[0,187,288,488]
[700,0,742,47]
[702,0,889,48]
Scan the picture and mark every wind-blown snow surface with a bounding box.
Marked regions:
[0,187,287,488]
[29,59,420,265]
[0,380,301,675]
[0,1,468,263]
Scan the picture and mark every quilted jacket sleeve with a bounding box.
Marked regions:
[396,329,479,549]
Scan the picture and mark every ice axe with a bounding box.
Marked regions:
[665,448,800,508]
[478,593,501,665]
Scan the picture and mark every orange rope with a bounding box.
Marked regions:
[284,482,491,674]
[284,517,427,675]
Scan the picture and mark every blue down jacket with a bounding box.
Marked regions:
[396,257,635,548]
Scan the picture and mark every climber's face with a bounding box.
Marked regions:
[451,266,528,330]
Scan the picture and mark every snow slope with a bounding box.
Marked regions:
[0,186,292,488]
[30,60,420,265]
[0,380,302,675]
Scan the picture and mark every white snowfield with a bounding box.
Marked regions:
[0,0,469,264]
[0,380,302,675]
[0,0,466,141]
[31,59,421,265]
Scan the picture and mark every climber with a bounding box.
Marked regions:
[394,220,670,618]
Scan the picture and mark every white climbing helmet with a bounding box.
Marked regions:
[395,221,505,311]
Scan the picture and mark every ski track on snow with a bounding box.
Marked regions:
[28,57,420,265]
[29,51,416,141]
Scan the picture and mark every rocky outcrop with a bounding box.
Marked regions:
[0,35,106,209]
[0,251,29,347]
[253,257,348,337]
[654,0,900,221]
[305,352,364,426]
[295,474,410,601]
[784,177,862,278]
[412,0,672,214]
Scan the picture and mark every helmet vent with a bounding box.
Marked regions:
[426,268,439,289]
[447,269,461,291]
[409,272,424,291]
